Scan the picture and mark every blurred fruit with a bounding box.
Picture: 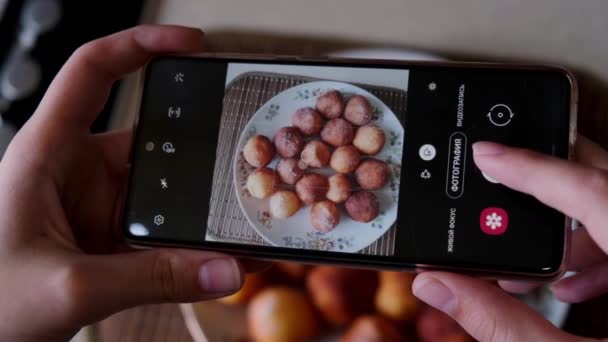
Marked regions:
[341,315,403,342]
[218,272,267,305]
[417,307,473,342]
[248,287,320,342]
[306,266,378,326]
[275,262,311,283]
[375,271,420,321]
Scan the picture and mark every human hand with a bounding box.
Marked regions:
[413,135,608,341]
[0,25,246,342]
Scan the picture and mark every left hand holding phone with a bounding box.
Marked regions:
[0,25,247,342]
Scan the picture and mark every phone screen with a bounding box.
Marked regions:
[124,56,573,276]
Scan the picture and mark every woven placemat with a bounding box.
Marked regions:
[206,72,406,256]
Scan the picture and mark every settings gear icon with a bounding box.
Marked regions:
[153,214,165,226]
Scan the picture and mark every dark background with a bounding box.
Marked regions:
[0,0,146,131]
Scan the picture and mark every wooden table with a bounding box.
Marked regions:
[96,304,193,342]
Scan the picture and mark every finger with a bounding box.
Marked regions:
[552,261,608,303]
[63,249,242,325]
[575,135,608,170]
[473,141,608,250]
[94,128,133,171]
[567,226,606,271]
[412,272,572,342]
[499,227,607,294]
[497,280,543,294]
[35,25,204,130]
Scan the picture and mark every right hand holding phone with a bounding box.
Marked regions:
[413,135,608,341]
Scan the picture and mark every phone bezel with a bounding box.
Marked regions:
[124,53,578,281]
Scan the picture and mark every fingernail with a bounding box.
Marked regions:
[198,258,242,293]
[473,141,505,156]
[413,277,456,314]
[133,26,158,46]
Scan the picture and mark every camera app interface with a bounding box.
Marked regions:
[125,57,570,273]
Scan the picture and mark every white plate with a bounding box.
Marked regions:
[233,81,404,253]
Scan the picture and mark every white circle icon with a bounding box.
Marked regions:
[419,144,436,161]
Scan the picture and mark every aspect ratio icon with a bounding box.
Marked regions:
[487,104,514,127]
[419,144,436,161]
[162,142,176,154]
[168,106,181,118]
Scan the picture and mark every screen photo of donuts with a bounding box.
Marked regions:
[203,63,409,256]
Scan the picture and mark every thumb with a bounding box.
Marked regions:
[62,249,243,324]
[412,272,572,342]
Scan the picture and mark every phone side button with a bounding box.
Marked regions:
[295,56,330,62]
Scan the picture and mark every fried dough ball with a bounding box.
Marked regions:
[345,191,380,222]
[218,273,267,305]
[243,135,275,167]
[344,95,373,126]
[275,262,312,283]
[326,174,352,204]
[306,266,378,327]
[276,158,306,185]
[310,200,340,233]
[246,168,277,199]
[375,271,420,321]
[353,125,385,155]
[341,315,403,342]
[355,159,390,190]
[274,127,304,158]
[301,140,331,168]
[295,173,328,205]
[330,145,361,173]
[292,107,324,136]
[269,190,301,218]
[321,118,354,147]
[315,89,345,119]
[248,287,320,342]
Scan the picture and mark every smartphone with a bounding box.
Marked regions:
[123,54,577,280]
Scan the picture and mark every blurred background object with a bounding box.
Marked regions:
[186,263,473,341]
[0,0,148,131]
